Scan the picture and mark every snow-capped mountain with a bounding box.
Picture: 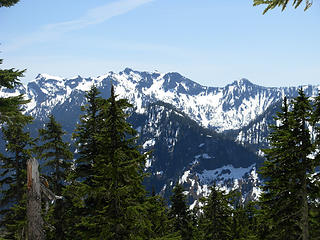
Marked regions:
[1,68,320,203]
[3,68,319,133]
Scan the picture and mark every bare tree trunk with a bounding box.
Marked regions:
[27,158,45,240]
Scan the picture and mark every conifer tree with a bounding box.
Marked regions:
[0,59,29,124]
[259,97,300,239]
[146,192,181,240]
[68,85,152,239]
[72,85,104,182]
[309,92,320,239]
[0,115,33,239]
[260,90,317,240]
[85,85,150,239]
[62,85,105,239]
[232,201,259,240]
[198,185,233,240]
[36,115,72,240]
[169,184,193,240]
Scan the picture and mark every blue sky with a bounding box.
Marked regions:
[0,0,319,87]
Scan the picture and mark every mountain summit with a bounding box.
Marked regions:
[11,68,318,132]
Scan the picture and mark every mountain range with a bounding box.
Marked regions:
[1,68,319,205]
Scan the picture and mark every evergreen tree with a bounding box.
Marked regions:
[36,115,72,240]
[232,201,259,240]
[86,85,151,239]
[67,85,152,239]
[146,191,181,240]
[260,90,317,240]
[169,184,193,240]
[0,59,29,124]
[198,185,233,240]
[309,92,320,239]
[62,85,104,239]
[0,115,33,239]
[260,97,301,239]
[72,85,104,182]
[253,0,312,14]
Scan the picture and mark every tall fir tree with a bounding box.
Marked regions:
[260,90,317,240]
[198,184,233,240]
[259,97,300,239]
[72,85,104,182]
[36,115,72,240]
[0,115,33,239]
[169,184,193,240]
[309,92,320,239]
[63,85,105,239]
[83,85,151,239]
[66,85,153,239]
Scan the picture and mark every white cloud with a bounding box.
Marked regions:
[5,0,154,51]
[44,0,154,33]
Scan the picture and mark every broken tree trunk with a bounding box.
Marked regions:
[27,158,45,240]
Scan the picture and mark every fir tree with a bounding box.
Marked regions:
[86,85,150,239]
[259,97,300,239]
[309,92,320,239]
[0,59,29,124]
[36,115,72,240]
[63,85,104,239]
[72,85,104,182]
[198,184,233,240]
[169,184,193,240]
[232,201,259,240]
[0,115,33,239]
[260,90,317,240]
[68,85,152,239]
[146,192,181,240]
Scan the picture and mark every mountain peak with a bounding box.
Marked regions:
[233,78,254,86]
[123,67,134,74]
[36,73,63,81]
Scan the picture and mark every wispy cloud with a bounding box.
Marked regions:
[5,0,154,51]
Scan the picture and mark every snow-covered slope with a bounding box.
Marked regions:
[4,68,319,132]
[129,102,263,204]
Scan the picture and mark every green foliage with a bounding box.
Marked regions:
[253,0,312,14]
[0,0,20,7]
[169,184,193,240]
[259,90,320,239]
[36,115,72,240]
[63,85,105,239]
[0,116,33,239]
[198,185,233,240]
[0,60,29,124]
[65,85,156,239]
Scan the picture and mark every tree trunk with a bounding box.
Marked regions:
[27,158,45,240]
